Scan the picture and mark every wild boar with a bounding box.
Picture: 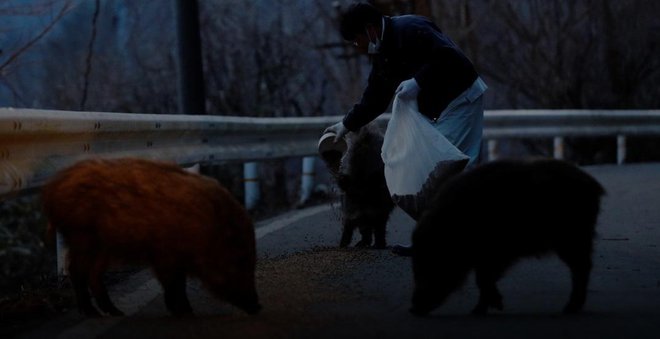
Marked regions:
[410,158,605,316]
[333,123,395,249]
[42,158,261,317]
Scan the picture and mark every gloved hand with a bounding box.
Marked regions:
[324,121,349,143]
[395,78,420,100]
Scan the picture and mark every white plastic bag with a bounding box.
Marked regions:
[381,95,469,220]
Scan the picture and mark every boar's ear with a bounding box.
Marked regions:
[336,174,351,191]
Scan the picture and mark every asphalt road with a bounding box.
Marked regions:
[14,163,660,339]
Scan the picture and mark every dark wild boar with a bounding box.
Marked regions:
[42,158,261,316]
[332,123,395,249]
[410,158,605,316]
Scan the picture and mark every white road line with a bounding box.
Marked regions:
[255,204,333,239]
[57,203,333,339]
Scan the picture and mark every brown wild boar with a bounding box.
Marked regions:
[410,158,605,316]
[42,158,261,316]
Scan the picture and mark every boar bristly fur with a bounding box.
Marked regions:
[336,123,395,249]
[42,158,261,317]
[410,158,605,316]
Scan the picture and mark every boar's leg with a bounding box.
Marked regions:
[557,246,592,314]
[472,265,505,315]
[89,256,124,316]
[154,267,192,316]
[355,224,373,248]
[68,251,100,316]
[340,218,357,248]
[372,214,388,249]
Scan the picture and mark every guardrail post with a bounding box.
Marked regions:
[243,162,260,210]
[56,231,68,277]
[617,135,626,165]
[299,156,316,204]
[487,139,498,161]
[553,136,564,160]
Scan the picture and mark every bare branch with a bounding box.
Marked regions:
[79,0,101,111]
[0,0,74,74]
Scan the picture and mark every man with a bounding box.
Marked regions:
[325,2,487,255]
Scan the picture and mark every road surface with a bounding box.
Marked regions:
[13,163,660,339]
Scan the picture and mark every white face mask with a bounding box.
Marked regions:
[366,17,385,55]
[366,28,381,54]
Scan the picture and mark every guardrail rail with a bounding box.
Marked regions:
[2,107,660,198]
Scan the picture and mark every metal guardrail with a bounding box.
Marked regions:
[484,109,660,163]
[484,110,660,138]
[2,107,660,198]
[0,108,350,198]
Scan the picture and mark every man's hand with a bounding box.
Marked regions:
[395,78,420,100]
[324,121,349,143]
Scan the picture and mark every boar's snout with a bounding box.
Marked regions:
[409,286,440,317]
[243,302,262,315]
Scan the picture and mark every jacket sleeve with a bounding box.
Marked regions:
[342,67,398,132]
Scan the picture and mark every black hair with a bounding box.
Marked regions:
[339,2,383,41]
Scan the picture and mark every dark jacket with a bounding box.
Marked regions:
[343,15,479,131]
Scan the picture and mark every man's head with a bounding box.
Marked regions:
[340,2,383,54]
